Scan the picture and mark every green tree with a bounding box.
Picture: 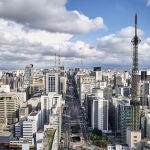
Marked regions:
[92,128,102,137]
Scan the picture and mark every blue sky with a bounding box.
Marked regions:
[66,0,150,42]
[0,0,150,69]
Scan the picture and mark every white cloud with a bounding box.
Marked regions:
[0,0,106,34]
[0,18,150,69]
[0,19,73,45]
[0,19,104,69]
[96,26,150,67]
[118,26,144,37]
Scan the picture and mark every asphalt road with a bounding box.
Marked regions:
[61,76,91,149]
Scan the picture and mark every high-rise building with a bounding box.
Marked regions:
[140,81,149,106]
[23,64,33,88]
[141,110,150,138]
[91,98,98,129]
[118,99,132,142]
[0,93,19,127]
[45,72,59,94]
[41,93,63,127]
[98,98,109,133]
[89,89,109,132]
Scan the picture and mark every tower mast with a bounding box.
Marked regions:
[130,13,141,131]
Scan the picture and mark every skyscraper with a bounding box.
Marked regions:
[45,72,59,94]
[23,64,33,88]
[0,93,19,127]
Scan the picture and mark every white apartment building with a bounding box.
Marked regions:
[98,98,109,133]
[41,93,63,126]
[79,75,96,106]
[23,121,33,139]
[0,93,19,127]
[91,88,109,133]
[45,72,59,94]
[27,111,41,133]
[126,129,141,149]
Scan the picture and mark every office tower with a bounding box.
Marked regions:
[98,98,109,133]
[118,99,132,142]
[90,89,109,132]
[41,95,49,125]
[141,71,147,81]
[0,93,19,127]
[140,81,149,106]
[86,94,96,127]
[23,64,33,88]
[45,72,59,94]
[91,98,98,129]
[141,110,150,138]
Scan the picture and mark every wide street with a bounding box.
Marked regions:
[61,75,90,149]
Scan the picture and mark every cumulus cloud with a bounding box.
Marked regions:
[96,26,150,68]
[0,0,106,34]
[0,19,104,69]
[0,17,150,69]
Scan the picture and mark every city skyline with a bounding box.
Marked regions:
[0,0,150,69]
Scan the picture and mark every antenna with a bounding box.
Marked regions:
[55,53,57,68]
[58,42,61,67]
[135,13,137,36]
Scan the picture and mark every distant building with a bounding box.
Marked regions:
[23,121,33,139]
[141,110,150,138]
[27,111,42,133]
[140,81,150,106]
[0,93,19,127]
[88,89,109,133]
[15,122,22,138]
[23,64,33,88]
[126,129,141,149]
[118,99,132,142]
[91,97,98,129]
[107,144,129,150]
[41,93,63,127]
[0,84,10,92]
[45,72,59,94]
[115,86,131,97]
[79,75,96,106]
[98,97,109,133]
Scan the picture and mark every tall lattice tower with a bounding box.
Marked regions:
[130,14,141,131]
